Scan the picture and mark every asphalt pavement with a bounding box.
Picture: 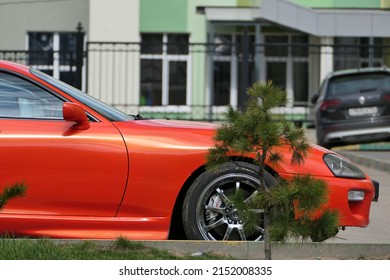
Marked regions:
[305,128,390,173]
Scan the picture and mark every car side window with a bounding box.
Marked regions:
[0,72,63,119]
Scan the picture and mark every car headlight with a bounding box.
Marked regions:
[323,153,366,179]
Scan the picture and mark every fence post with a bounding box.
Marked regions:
[75,22,85,90]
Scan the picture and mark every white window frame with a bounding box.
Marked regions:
[260,33,309,107]
[212,34,240,108]
[140,33,191,107]
[26,32,86,91]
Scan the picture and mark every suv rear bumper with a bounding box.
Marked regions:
[324,126,390,144]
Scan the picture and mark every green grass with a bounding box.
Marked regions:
[0,237,232,260]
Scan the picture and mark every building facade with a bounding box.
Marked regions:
[1,0,390,123]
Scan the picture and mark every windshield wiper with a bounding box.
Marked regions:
[131,114,149,120]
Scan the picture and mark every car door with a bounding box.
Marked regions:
[0,71,128,217]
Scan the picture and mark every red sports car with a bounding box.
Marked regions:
[0,60,379,241]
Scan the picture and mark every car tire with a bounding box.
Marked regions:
[182,161,278,241]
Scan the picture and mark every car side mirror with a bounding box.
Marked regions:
[63,102,90,130]
[311,93,319,105]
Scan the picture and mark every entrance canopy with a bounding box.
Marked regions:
[203,0,390,37]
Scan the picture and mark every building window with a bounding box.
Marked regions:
[211,33,309,107]
[334,37,384,70]
[28,32,54,68]
[28,32,79,87]
[264,34,309,105]
[140,33,189,106]
[213,34,234,106]
[291,35,308,104]
[212,34,257,107]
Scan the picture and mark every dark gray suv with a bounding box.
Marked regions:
[312,67,390,149]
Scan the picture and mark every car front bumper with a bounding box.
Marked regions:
[280,172,378,228]
[372,180,379,202]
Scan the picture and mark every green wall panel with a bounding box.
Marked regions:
[292,0,382,8]
[237,0,261,6]
[141,0,187,32]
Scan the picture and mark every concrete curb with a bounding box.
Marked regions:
[50,239,390,260]
[142,240,390,260]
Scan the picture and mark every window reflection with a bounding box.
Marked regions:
[0,72,63,119]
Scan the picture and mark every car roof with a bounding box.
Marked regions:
[326,67,390,80]
[0,60,32,75]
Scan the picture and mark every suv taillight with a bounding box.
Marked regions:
[384,93,390,101]
[319,99,341,111]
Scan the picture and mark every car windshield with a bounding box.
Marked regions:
[30,67,134,122]
[327,72,390,97]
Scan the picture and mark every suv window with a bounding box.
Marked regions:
[0,72,63,119]
[327,72,390,97]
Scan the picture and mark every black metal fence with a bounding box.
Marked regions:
[2,41,390,124]
[0,50,82,90]
[85,41,390,123]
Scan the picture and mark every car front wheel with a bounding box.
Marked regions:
[182,161,277,241]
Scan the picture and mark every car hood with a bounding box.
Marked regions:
[113,119,340,178]
[131,119,218,130]
[113,119,217,151]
